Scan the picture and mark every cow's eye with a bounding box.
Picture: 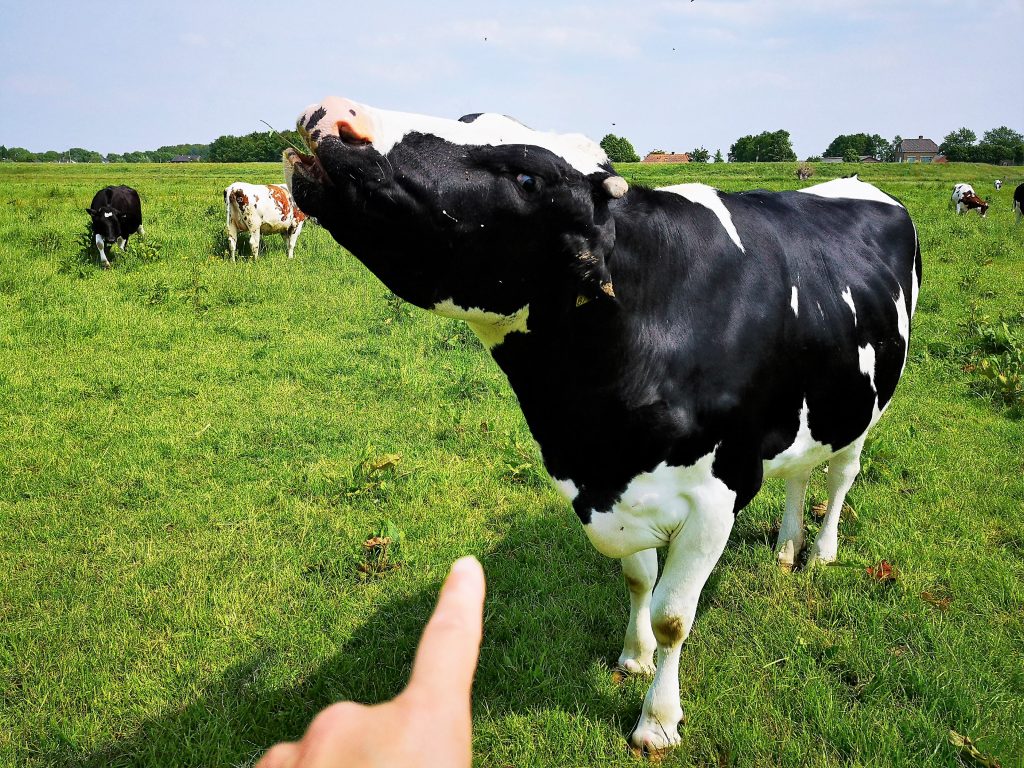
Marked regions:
[515,173,541,193]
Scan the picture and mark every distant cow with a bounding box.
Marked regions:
[951,183,988,217]
[87,186,143,268]
[1014,183,1024,223]
[994,179,1002,190]
[224,182,306,261]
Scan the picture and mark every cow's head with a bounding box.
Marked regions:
[285,97,627,338]
[87,206,120,242]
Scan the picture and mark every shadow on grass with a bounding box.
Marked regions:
[53,502,729,767]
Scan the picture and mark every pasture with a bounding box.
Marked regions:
[1,161,1022,767]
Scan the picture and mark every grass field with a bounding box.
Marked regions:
[1,160,1022,767]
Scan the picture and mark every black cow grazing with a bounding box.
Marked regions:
[87,185,144,268]
[286,97,921,753]
[1014,183,1024,223]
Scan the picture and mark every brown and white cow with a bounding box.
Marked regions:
[224,182,306,260]
[951,183,988,217]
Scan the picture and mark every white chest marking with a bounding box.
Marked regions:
[660,184,745,253]
[431,299,529,349]
[582,448,736,560]
[790,286,799,317]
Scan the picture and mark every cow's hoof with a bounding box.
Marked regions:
[630,718,682,755]
[776,539,801,571]
[101,262,111,270]
[805,544,837,567]
[616,656,656,676]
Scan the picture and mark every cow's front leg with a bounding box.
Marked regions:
[249,230,261,260]
[618,549,658,675]
[94,234,110,269]
[115,236,126,251]
[631,494,734,753]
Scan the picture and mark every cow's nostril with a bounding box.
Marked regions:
[337,120,372,145]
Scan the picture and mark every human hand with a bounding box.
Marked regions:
[256,556,486,768]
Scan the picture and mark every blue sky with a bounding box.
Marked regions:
[1,0,1021,159]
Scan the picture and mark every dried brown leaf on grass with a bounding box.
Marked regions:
[866,560,898,582]
[949,730,1002,767]
[921,590,952,610]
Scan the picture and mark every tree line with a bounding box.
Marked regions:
[4,124,1022,165]
[599,126,1024,164]
[0,129,303,164]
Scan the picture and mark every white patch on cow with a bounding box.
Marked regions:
[790,286,799,317]
[763,400,833,479]
[103,211,113,218]
[660,184,745,253]
[841,286,857,325]
[357,105,611,176]
[552,477,579,501]
[858,342,884,429]
[431,298,529,349]
[894,285,910,346]
[858,343,877,393]
[910,222,919,314]
[582,447,735,560]
[798,176,903,207]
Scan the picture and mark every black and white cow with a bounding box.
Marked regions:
[1014,183,1024,223]
[87,185,144,268]
[286,97,920,753]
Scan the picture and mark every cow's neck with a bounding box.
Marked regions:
[485,191,696,514]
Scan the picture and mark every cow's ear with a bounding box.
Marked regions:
[86,208,96,216]
[602,176,628,199]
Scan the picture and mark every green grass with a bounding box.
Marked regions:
[1,161,1022,768]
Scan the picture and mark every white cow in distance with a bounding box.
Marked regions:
[224,182,306,261]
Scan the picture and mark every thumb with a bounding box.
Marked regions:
[405,556,486,705]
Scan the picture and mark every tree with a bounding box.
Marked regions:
[842,147,861,163]
[68,147,104,163]
[824,133,887,160]
[882,135,902,163]
[599,134,640,163]
[688,147,710,163]
[976,126,1024,165]
[713,149,724,163]
[939,128,977,162]
[728,130,796,162]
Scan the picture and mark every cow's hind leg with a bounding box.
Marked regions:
[631,489,734,753]
[807,438,864,566]
[226,215,239,262]
[775,471,811,571]
[618,549,658,675]
[136,224,145,239]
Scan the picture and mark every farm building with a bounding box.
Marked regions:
[170,154,202,163]
[896,136,940,163]
[642,152,690,163]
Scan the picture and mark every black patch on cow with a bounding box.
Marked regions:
[304,107,327,132]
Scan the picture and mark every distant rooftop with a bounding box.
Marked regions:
[899,137,939,153]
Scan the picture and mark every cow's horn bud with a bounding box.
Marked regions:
[602,176,628,199]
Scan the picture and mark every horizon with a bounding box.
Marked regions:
[1,1,1021,160]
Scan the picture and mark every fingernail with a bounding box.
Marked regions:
[450,555,480,576]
